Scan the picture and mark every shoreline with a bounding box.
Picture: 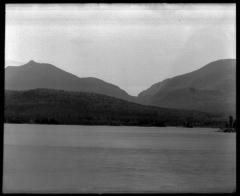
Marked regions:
[3,122,222,129]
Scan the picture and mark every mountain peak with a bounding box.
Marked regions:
[5,60,134,101]
[27,60,37,64]
[137,58,235,115]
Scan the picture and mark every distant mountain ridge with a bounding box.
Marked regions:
[5,60,135,102]
[138,59,236,116]
[5,59,236,116]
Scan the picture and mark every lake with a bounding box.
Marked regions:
[3,124,236,193]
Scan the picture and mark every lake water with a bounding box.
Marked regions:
[3,124,236,193]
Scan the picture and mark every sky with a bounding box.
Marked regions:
[5,4,236,96]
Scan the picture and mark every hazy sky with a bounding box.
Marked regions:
[5,4,236,96]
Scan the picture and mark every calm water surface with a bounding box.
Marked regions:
[3,124,236,193]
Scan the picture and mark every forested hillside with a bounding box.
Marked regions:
[5,89,225,127]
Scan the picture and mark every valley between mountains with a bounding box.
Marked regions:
[5,59,236,127]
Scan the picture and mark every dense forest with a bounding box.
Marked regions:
[5,89,227,127]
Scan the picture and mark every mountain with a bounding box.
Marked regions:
[5,89,223,127]
[5,59,236,117]
[5,60,135,102]
[138,59,236,116]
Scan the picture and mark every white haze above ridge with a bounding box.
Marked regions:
[5,4,236,96]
